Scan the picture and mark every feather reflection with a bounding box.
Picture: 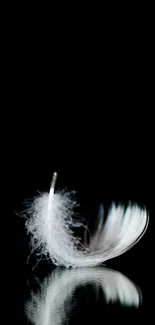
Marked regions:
[26,267,142,325]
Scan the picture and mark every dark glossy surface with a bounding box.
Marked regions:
[3,107,154,324]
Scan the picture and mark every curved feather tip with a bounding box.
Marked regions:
[24,177,149,268]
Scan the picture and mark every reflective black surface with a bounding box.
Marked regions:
[4,108,154,324]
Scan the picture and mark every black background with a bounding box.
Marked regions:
[3,106,154,323]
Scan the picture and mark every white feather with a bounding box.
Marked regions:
[25,267,142,325]
[25,173,149,268]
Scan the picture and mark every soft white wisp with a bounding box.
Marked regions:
[25,267,142,325]
[25,172,149,268]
